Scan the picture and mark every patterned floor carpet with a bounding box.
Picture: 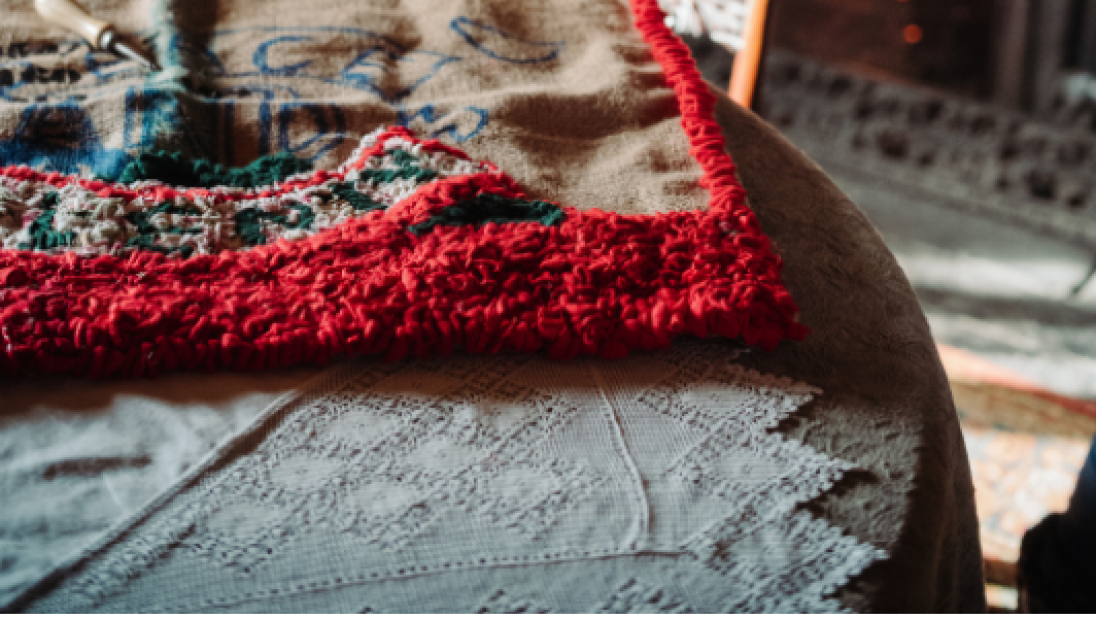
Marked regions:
[960,413,1091,562]
[943,347,1096,610]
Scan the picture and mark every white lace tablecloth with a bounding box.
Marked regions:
[0,98,985,612]
[8,346,886,613]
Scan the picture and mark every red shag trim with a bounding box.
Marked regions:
[630,0,752,222]
[0,6,808,379]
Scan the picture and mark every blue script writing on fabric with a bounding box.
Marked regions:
[0,18,564,175]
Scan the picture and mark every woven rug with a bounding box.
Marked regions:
[0,0,806,380]
[947,357,1096,564]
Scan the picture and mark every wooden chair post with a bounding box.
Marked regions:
[729,0,771,108]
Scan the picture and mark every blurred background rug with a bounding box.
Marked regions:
[682,19,1096,610]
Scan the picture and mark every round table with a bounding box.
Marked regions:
[1,93,983,612]
[712,93,984,611]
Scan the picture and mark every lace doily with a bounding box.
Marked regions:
[11,342,885,612]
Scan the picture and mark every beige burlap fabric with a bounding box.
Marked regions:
[1,0,707,215]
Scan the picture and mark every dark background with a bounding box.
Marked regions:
[768,0,1096,114]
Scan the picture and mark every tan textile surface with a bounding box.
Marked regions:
[0,0,983,611]
[0,0,707,214]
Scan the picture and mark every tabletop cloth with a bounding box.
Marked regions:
[0,0,983,611]
[12,346,885,613]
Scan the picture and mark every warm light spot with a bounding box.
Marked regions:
[903,23,923,44]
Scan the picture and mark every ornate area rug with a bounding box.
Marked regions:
[949,360,1096,564]
[6,344,885,613]
[0,0,806,380]
[759,51,1096,249]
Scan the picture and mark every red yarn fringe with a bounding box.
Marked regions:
[630,0,750,214]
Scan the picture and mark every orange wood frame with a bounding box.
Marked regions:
[729,0,771,108]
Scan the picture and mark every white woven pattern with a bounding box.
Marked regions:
[15,342,885,613]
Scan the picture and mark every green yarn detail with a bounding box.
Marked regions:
[115,151,313,188]
[355,149,438,184]
[18,192,76,251]
[234,203,314,247]
[287,203,316,231]
[124,201,204,256]
[330,182,387,212]
[409,194,565,236]
[389,149,416,166]
[358,166,438,184]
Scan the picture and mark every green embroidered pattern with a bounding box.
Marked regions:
[1,129,556,257]
[330,181,387,212]
[115,151,313,188]
[356,149,439,184]
[234,203,315,247]
[123,202,204,256]
[409,193,565,235]
[18,192,77,251]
